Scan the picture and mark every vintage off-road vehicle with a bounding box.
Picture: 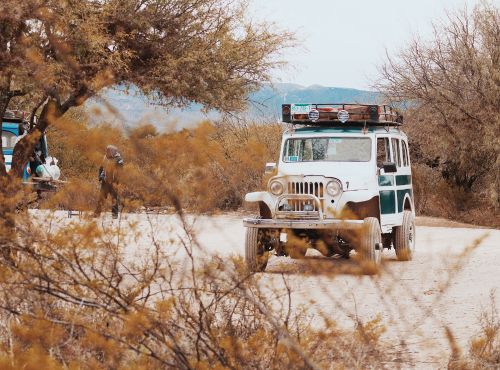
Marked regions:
[2,110,62,192]
[243,103,415,272]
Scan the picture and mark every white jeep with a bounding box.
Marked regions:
[243,103,416,272]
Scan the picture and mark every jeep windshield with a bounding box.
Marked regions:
[283,137,371,162]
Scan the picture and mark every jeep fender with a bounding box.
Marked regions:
[245,192,276,219]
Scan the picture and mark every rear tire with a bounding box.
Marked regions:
[358,217,382,265]
[245,227,269,272]
[394,210,416,261]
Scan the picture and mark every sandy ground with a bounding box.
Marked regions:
[40,211,500,368]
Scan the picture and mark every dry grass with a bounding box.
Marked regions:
[448,293,500,369]
[0,207,401,369]
[46,115,283,214]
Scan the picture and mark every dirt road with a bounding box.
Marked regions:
[46,211,500,368]
[157,213,499,368]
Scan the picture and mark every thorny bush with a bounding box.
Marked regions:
[0,201,392,369]
[448,293,500,369]
[46,113,283,213]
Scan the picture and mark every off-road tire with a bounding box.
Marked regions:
[394,210,416,261]
[245,227,269,272]
[358,217,382,265]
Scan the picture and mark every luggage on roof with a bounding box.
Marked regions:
[282,103,403,126]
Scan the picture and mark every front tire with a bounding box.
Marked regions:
[394,210,416,261]
[245,227,269,272]
[358,217,382,265]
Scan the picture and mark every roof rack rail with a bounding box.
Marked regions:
[282,103,403,126]
[2,110,28,123]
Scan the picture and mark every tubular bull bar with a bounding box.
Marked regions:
[275,193,323,220]
[244,193,365,230]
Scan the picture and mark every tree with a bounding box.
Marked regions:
[0,0,292,177]
[376,3,499,209]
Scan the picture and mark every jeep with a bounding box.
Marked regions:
[243,103,415,272]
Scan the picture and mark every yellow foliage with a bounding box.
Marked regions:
[47,115,283,213]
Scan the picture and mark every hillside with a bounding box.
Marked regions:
[250,83,379,118]
[86,83,380,129]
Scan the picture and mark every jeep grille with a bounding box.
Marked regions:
[282,181,325,215]
[288,181,324,199]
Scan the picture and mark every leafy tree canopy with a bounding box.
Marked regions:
[377,3,499,207]
[0,0,292,175]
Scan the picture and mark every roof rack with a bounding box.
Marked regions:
[2,110,27,123]
[282,103,403,126]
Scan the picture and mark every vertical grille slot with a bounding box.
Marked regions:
[287,180,325,212]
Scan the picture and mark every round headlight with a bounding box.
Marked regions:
[269,181,284,196]
[326,180,342,197]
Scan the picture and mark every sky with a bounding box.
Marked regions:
[248,0,489,90]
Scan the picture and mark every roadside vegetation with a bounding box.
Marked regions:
[0,208,398,369]
[45,115,283,214]
[377,3,499,227]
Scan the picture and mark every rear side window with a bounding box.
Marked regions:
[376,137,390,168]
[1,131,17,150]
[391,138,401,167]
[402,140,409,167]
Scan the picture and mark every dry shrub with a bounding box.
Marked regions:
[448,293,500,369]
[0,201,394,369]
[412,162,499,227]
[377,3,500,227]
[412,163,463,218]
[46,114,282,214]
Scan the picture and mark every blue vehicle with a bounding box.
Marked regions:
[1,111,27,173]
[2,111,59,190]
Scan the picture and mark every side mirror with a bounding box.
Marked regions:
[265,162,277,174]
[382,161,397,173]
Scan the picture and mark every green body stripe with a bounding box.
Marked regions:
[396,175,412,186]
[378,175,394,186]
[379,190,396,214]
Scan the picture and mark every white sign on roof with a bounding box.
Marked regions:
[291,104,311,115]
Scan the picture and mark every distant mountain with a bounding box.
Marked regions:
[85,83,380,130]
[249,83,380,119]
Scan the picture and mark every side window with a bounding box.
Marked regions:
[376,137,390,168]
[391,138,401,167]
[402,140,409,167]
[1,131,16,150]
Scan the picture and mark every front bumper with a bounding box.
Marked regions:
[243,218,365,230]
